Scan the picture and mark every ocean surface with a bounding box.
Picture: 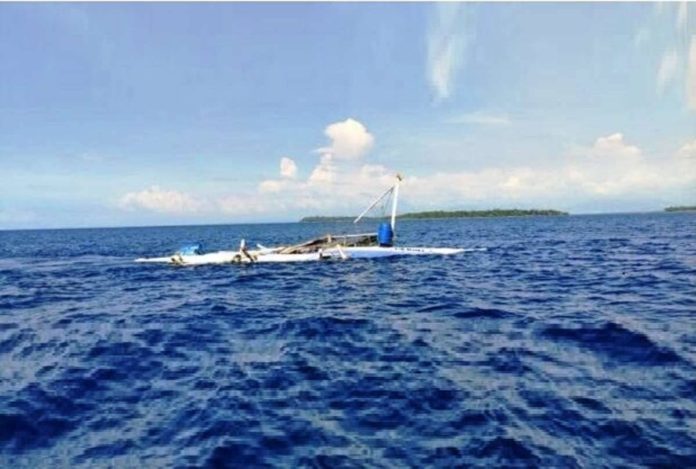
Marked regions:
[0,213,695,467]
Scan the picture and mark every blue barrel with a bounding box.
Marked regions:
[377,222,394,247]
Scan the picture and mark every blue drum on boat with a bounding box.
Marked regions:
[378,222,394,247]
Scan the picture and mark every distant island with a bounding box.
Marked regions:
[664,206,696,212]
[300,209,568,223]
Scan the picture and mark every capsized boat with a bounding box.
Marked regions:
[135,175,469,265]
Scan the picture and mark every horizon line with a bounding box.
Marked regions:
[1,209,691,232]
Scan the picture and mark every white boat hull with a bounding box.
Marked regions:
[135,246,469,265]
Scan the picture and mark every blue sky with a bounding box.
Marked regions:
[1,2,694,229]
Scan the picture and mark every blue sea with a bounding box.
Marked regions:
[1,213,695,467]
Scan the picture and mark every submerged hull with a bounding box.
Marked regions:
[135,246,468,265]
[134,175,476,266]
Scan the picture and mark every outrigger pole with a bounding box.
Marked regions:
[353,174,403,230]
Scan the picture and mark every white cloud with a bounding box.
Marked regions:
[280,156,297,178]
[268,131,690,215]
[562,133,676,197]
[118,125,695,222]
[657,49,679,94]
[426,3,472,102]
[119,187,276,217]
[677,140,696,159]
[688,35,696,110]
[308,153,337,185]
[257,157,298,193]
[255,118,378,208]
[255,164,393,217]
[446,111,511,126]
[118,186,203,214]
[251,119,391,216]
[299,163,395,214]
[316,118,374,160]
[406,168,561,204]
[589,133,641,159]
[405,133,694,204]
[571,134,693,196]
[258,179,285,193]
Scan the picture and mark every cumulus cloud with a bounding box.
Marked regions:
[119,186,203,214]
[281,162,395,214]
[257,157,298,193]
[657,49,679,94]
[677,139,696,159]
[258,180,285,193]
[308,154,337,185]
[426,3,472,102]
[316,118,374,160]
[405,133,695,204]
[254,118,393,214]
[257,118,376,202]
[119,187,276,217]
[269,132,686,214]
[280,156,297,179]
[566,138,648,196]
[119,122,695,222]
[589,133,641,159]
[406,168,560,204]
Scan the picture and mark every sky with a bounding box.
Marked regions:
[0,2,694,229]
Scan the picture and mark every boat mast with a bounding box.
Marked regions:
[390,174,402,231]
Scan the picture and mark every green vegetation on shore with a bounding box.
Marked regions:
[300,209,568,223]
[664,206,696,212]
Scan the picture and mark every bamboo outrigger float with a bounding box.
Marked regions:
[135,175,465,265]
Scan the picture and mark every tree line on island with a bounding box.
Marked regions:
[664,206,696,212]
[300,209,568,223]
